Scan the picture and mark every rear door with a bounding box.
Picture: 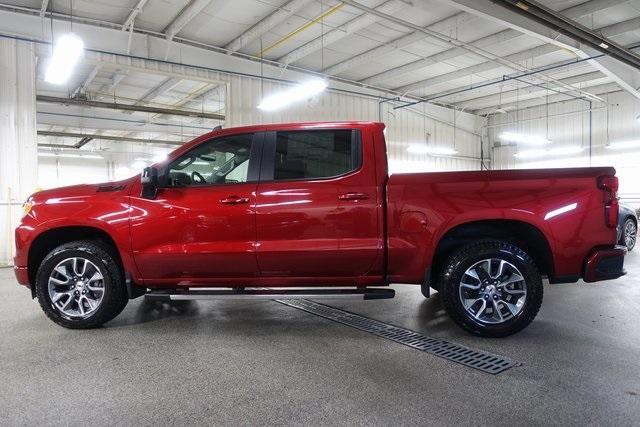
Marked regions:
[255,127,382,280]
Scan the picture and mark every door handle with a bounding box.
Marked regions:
[219,196,250,204]
[338,192,370,201]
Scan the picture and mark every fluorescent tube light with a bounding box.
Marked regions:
[499,132,552,145]
[407,144,458,156]
[514,149,547,159]
[38,152,103,159]
[606,140,640,150]
[45,33,85,85]
[549,146,584,156]
[258,78,328,111]
[515,146,584,159]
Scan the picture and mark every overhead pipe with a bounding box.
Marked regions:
[37,131,184,146]
[36,95,225,121]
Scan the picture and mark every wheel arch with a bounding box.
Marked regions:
[28,226,123,286]
[430,219,554,289]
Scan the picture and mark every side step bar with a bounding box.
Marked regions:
[146,288,395,301]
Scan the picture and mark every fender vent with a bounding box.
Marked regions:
[96,184,125,192]
[277,299,517,374]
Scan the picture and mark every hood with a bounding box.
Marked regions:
[29,177,135,203]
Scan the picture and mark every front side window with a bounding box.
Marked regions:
[274,130,360,180]
[166,134,254,186]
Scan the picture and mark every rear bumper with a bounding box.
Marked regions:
[14,266,30,288]
[583,245,627,283]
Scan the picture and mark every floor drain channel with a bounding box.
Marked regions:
[276,299,517,374]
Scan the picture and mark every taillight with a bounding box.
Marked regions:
[598,176,619,228]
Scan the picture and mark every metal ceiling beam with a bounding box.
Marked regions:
[457,71,607,110]
[122,0,148,30]
[133,77,181,106]
[496,0,640,70]
[360,0,624,85]
[398,16,640,95]
[0,7,427,104]
[277,0,409,66]
[38,131,183,146]
[36,95,226,120]
[225,0,313,53]
[337,0,600,101]
[324,12,473,76]
[434,0,640,100]
[39,0,48,17]
[164,0,213,43]
[36,104,213,135]
[72,65,101,97]
[475,82,621,115]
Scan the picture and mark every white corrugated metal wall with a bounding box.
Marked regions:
[490,90,640,206]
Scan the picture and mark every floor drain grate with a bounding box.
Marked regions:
[276,299,517,374]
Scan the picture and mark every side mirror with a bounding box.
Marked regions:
[140,167,158,199]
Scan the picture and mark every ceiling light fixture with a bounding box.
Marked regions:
[606,140,640,150]
[45,33,85,85]
[258,78,328,111]
[499,132,552,145]
[407,144,458,156]
[38,152,103,159]
[514,146,584,159]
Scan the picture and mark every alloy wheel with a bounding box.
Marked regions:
[458,258,527,324]
[624,220,636,250]
[47,257,105,319]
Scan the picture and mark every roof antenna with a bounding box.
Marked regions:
[213,125,223,131]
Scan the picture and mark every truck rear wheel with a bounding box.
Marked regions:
[439,241,543,337]
[35,240,128,329]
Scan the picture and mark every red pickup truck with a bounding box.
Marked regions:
[14,122,626,336]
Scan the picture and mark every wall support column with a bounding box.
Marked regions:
[0,39,37,266]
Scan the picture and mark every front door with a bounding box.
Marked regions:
[255,128,381,280]
[130,132,262,283]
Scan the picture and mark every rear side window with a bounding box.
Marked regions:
[274,130,360,180]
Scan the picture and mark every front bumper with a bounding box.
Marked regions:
[583,245,627,283]
[14,266,30,288]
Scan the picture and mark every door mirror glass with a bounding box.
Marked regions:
[140,166,158,199]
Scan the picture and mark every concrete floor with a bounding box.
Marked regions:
[1,252,639,426]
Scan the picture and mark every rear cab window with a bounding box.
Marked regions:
[272,129,361,181]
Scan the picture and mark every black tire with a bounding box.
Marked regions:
[439,241,543,337]
[620,218,636,251]
[35,240,128,329]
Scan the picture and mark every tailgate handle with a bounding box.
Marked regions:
[339,192,369,201]
[219,196,250,204]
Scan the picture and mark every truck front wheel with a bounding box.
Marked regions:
[35,240,128,329]
[439,241,543,337]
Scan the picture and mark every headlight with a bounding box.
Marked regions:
[22,200,33,216]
